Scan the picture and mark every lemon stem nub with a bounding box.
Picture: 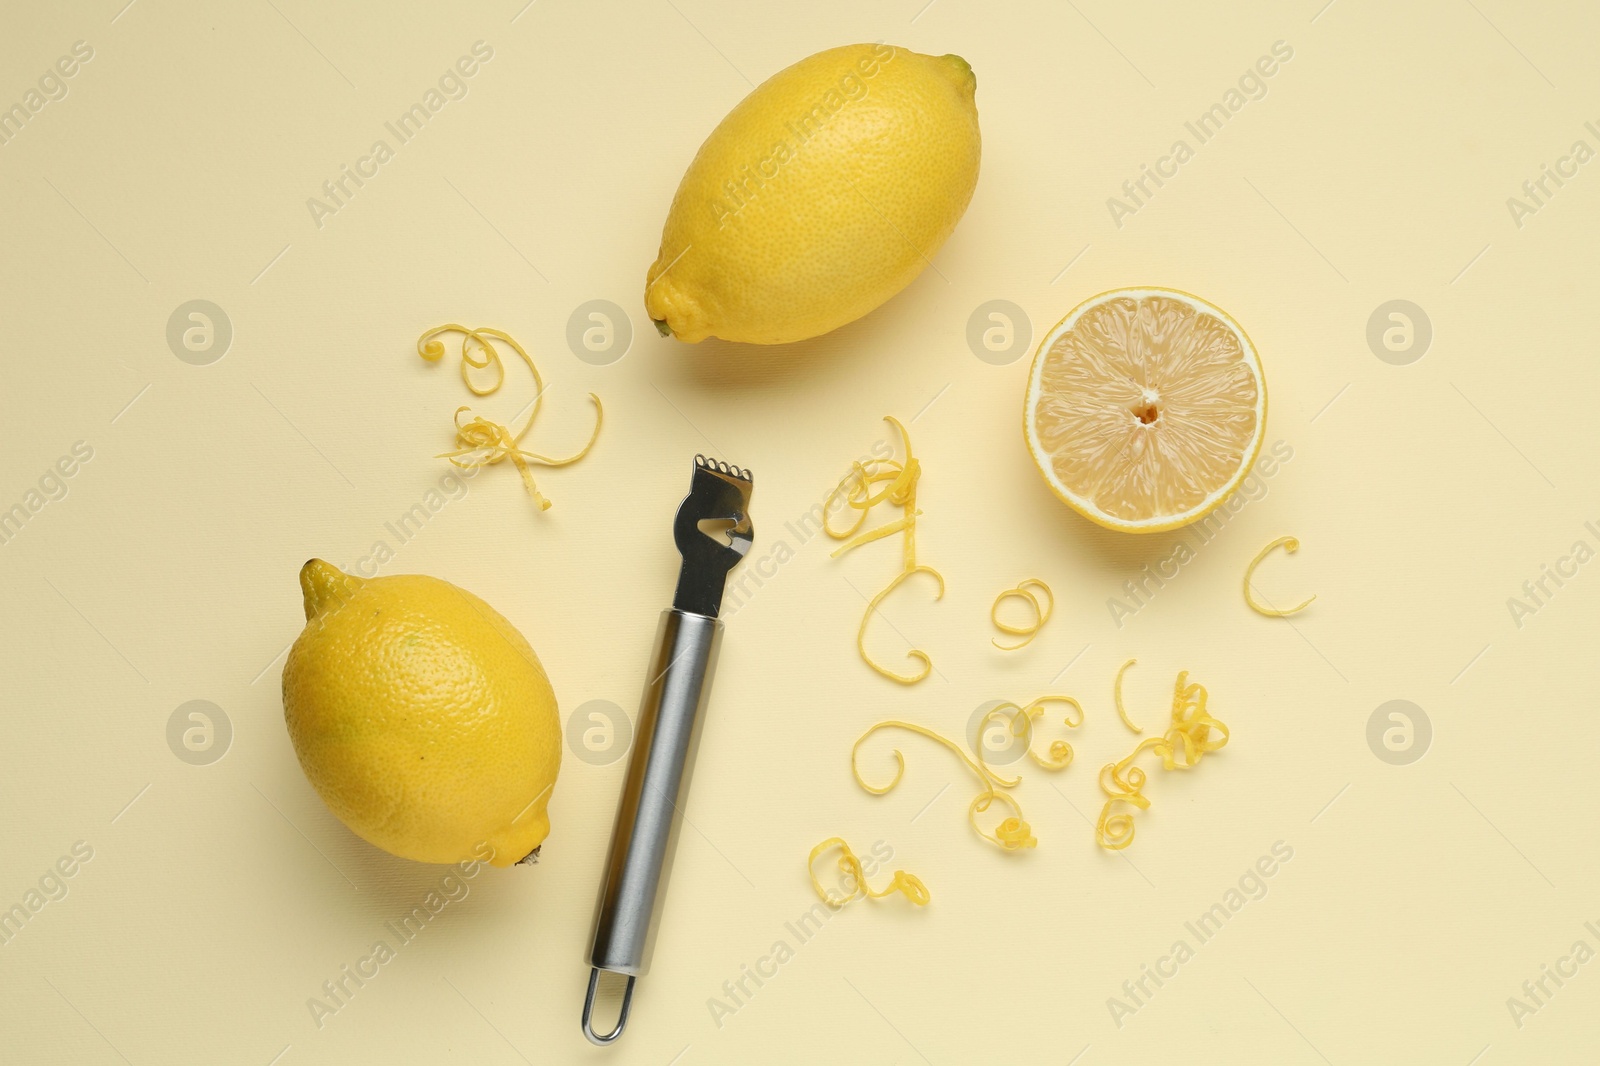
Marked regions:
[299,559,364,620]
[940,54,976,92]
[653,318,673,338]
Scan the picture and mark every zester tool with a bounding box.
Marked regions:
[581,455,754,1045]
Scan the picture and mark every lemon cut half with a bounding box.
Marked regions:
[1023,287,1267,534]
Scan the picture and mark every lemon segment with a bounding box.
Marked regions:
[1023,287,1267,533]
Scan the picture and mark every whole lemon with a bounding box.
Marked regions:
[646,43,981,345]
[282,560,561,867]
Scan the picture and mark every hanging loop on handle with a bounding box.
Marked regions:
[581,967,636,1046]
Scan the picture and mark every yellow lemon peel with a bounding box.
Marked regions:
[1020,695,1083,770]
[1113,657,1143,734]
[855,566,945,685]
[1162,672,1230,770]
[853,720,1036,851]
[1095,737,1166,850]
[972,703,1027,789]
[1095,672,1230,850]
[991,578,1054,650]
[417,324,602,510]
[807,837,930,907]
[824,416,945,684]
[1244,536,1316,617]
[979,696,1082,773]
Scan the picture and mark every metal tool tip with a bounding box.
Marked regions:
[693,454,752,483]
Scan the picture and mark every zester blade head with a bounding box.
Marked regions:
[671,456,753,617]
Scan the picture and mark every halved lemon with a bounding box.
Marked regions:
[1023,287,1266,533]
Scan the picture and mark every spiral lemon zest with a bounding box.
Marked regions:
[807,837,930,907]
[1244,536,1316,617]
[854,566,945,685]
[1021,695,1083,770]
[991,578,1054,651]
[1095,672,1230,850]
[975,791,1037,850]
[417,324,602,510]
[979,696,1082,774]
[1113,657,1143,734]
[973,703,1028,789]
[824,416,945,684]
[853,720,1036,851]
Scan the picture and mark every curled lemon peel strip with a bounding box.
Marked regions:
[1094,673,1230,850]
[856,565,945,685]
[826,417,943,684]
[1244,536,1316,617]
[419,323,503,394]
[980,697,1081,773]
[807,837,930,907]
[418,324,602,510]
[1096,802,1139,850]
[970,790,1037,850]
[853,720,1036,851]
[1021,695,1083,770]
[974,702,1028,788]
[991,579,1054,651]
[823,460,914,540]
[824,420,920,564]
[830,513,918,557]
[1095,738,1166,850]
[854,721,1004,795]
[1113,658,1143,734]
[1163,671,1230,769]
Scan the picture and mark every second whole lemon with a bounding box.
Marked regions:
[646,43,981,345]
[282,560,561,867]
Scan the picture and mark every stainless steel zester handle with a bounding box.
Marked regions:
[582,610,721,1042]
[592,610,721,968]
[581,455,752,1046]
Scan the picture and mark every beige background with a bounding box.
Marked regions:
[2,0,1597,1063]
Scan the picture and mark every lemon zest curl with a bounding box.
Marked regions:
[855,566,945,685]
[417,324,601,510]
[807,837,930,907]
[853,720,1036,851]
[978,696,1083,773]
[824,417,945,684]
[1095,672,1230,850]
[1113,657,1143,734]
[991,579,1054,650]
[1244,536,1316,617]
